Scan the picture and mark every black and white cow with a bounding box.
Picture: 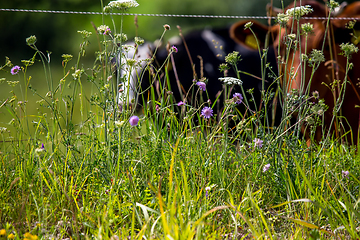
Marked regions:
[117,21,281,126]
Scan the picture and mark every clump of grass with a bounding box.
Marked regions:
[0,0,359,239]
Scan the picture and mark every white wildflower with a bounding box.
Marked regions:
[286,5,313,18]
[219,77,243,86]
[106,0,139,10]
[263,164,270,172]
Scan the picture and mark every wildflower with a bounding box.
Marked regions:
[62,54,73,63]
[312,90,319,99]
[115,33,128,42]
[134,36,144,45]
[8,233,15,239]
[225,51,241,66]
[129,115,139,126]
[0,229,6,236]
[201,106,213,119]
[205,186,211,198]
[104,27,111,35]
[77,30,92,39]
[219,77,243,86]
[72,69,82,79]
[263,163,270,172]
[171,45,178,53]
[26,35,37,46]
[106,0,139,10]
[340,42,359,59]
[309,49,325,66]
[286,5,313,18]
[253,138,263,148]
[7,81,19,87]
[276,13,290,27]
[196,81,206,91]
[301,23,314,35]
[155,104,160,112]
[10,65,21,75]
[328,0,340,11]
[233,92,243,104]
[244,22,253,29]
[163,24,171,31]
[115,120,125,127]
[177,101,185,106]
[35,143,45,153]
[342,170,349,178]
[97,25,111,35]
[287,34,296,41]
[219,63,230,72]
[126,58,137,67]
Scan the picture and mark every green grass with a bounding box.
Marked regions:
[0,1,360,239]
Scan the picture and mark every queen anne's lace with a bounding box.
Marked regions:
[286,5,313,18]
[219,77,243,86]
[107,0,139,10]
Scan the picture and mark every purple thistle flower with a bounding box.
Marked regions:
[233,92,243,104]
[342,170,349,178]
[253,138,263,148]
[201,106,213,119]
[129,116,139,126]
[11,65,21,75]
[263,163,270,172]
[177,101,185,106]
[171,45,178,53]
[196,81,206,91]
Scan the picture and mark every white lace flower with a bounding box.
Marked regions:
[107,0,139,10]
[219,77,243,86]
[286,5,313,18]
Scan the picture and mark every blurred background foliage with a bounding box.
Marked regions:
[0,0,299,64]
[0,0,351,64]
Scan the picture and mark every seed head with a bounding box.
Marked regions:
[134,36,144,45]
[340,42,359,59]
[225,51,241,66]
[244,22,253,29]
[26,35,37,46]
[163,24,171,31]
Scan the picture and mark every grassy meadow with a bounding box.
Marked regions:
[1,0,360,239]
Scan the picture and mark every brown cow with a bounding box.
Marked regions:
[230,0,360,145]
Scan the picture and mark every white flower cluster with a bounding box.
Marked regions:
[107,0,139,10]
[219,77,243,86]
[286,5,313,18]
[97,25,110,34]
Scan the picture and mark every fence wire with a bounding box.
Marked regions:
[2,8,360,20]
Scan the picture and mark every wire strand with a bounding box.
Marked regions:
[2,8,360,20]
